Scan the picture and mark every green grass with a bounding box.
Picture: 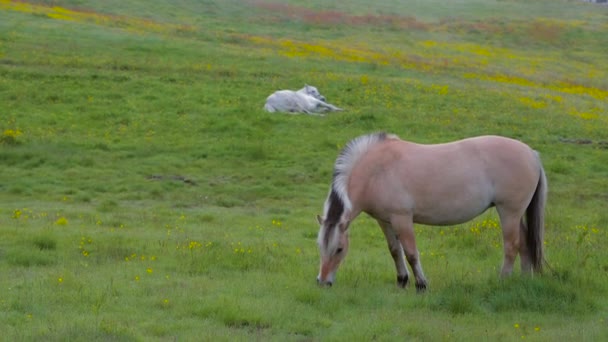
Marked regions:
[1,0,608,340]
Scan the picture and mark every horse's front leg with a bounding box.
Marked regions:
[322,102,343,112]
[391,215,428,292]
[377,219,409,288]
[300,105,324,116]
[313,99,342,113]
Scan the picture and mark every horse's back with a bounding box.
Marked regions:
[458,135,539,179]
[463,136,541,210]
[264,90,300,112]
[414,135,540,195]
[266,90,294,103]
[349,135,541,225]
[464,135,536,158]
[373,135,536,174]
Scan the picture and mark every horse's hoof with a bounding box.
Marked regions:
[415,282,427,293]
[317,278,333,288]
[397,275,409,288]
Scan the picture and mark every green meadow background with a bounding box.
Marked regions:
[1,0,607,340]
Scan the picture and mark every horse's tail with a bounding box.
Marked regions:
[525,154,547,273]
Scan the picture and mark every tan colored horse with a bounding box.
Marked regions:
[317,133,547,290]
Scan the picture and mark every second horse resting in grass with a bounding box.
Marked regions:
[264,84,342,115]
[316,132,547,290]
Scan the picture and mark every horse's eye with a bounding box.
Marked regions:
[336,248,343,254]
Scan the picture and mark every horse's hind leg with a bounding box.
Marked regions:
[377,220,409,288]
[497,209,522,277]
[391,215,428,292]
[519,220,533,274]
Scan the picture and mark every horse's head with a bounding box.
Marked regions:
[304,84,326,102]
[316,214,350,287]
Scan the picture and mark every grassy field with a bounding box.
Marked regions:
[1,0,607,340]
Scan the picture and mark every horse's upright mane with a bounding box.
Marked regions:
[329,132,396,214]
[319,133,395,251]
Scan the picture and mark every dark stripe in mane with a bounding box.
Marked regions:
[323,189,344,246]
[326,189,344,226]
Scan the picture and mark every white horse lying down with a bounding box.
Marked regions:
[264,85,343,115]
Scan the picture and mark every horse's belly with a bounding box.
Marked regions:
[412,197,492,226]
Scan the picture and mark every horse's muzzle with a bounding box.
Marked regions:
[316,277,333,287]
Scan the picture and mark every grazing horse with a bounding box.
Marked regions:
[264,85,342,115]
[316,133,547,290]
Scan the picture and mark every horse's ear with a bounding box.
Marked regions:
[316,215,324,225]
